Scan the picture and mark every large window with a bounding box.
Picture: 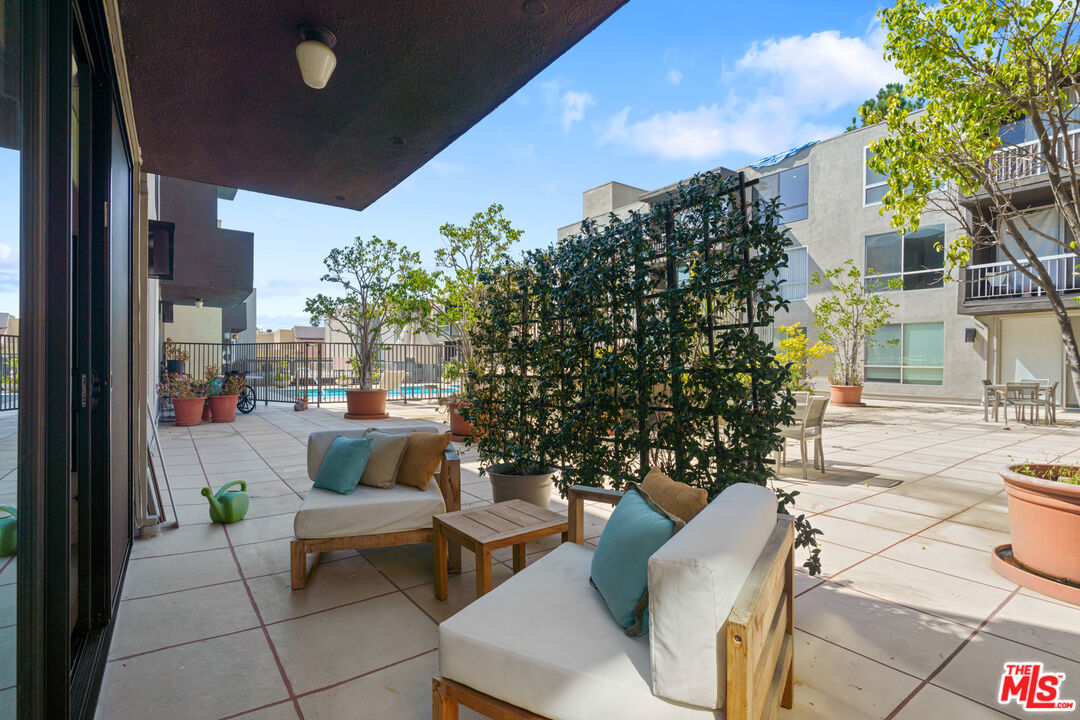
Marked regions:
[864,147,888,205]
[865,224,945,291]
[865,322,944,385]
[754,164,809,224]
[774,245,808,301]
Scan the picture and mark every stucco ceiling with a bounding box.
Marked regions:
[118,0,626,211]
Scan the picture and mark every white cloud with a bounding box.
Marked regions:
[666,69,683,86]
[602,28,902,162]
[560,90,595,133]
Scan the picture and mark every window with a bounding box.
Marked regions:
[865,224,945,291]
[864,147,888,205]
[865,322,944,385]
[775,245,808,301]
[753,164,809,223]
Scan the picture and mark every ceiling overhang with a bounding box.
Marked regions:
[118,1,627,211]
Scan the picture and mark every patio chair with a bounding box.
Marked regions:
[1021,378,1058,425]
[981,379,997,422]
[290,426,460,589]
[1002,381,1041,426]
[433,483,795,720]
[775,395,829,479]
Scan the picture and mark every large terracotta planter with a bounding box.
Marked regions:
[829,384,865,407]
[172,397,205,426]
[486,463,556,509]
[345,388,389,419]
[447,401,473,437]
[209,394,239,423]
[998,465,1080,588]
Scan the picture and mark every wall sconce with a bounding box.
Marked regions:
[194,298,204,309]
[296,25,337,89]
[964,327,977,343]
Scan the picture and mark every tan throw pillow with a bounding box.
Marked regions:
[358,431,409,489]
[640,467,708,523]
[395,432,452,490]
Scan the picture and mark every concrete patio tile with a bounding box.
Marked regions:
[983,593,1080,662]
[949,506,1011,533]
[129,522,228,558]
[108,581,259,659]
[403,564,515,623]
[831,556,1011,629]
[266,592,437,695]
[881,536,1017,591]
[796,541,871,579]
[795,582,971,677]
[362,543,475,589]
[791,490,850,513]
[248,555,397,624]
[230,701,301,719]
[802,515,908,554]
[782,630,921,720]
[932,631,1080,719]
[917,520,1011,553]
[860,490,965,519]
[297,650,438,720]
[892,476,1000,507]
[95,629,289,720]
[823,503,939,534]
[892,683,1011,719]
[121,547,240,599]
[224,513,298,546]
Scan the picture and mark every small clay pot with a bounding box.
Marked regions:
[172,397,205,426]
[209,394,239,423]
[447,401,473,437]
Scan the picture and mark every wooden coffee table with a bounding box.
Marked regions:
[433,499,569,600]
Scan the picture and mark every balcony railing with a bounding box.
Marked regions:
[988,130,1080,184]
[965,253,1080,301]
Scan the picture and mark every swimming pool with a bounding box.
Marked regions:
[297,385,458,401]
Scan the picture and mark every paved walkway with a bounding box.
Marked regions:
[92,400,1080,719]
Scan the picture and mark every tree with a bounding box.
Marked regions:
[432,203,523,394]
[305,236,435,390]
[868,0,1080,403]
[846,82,925,131]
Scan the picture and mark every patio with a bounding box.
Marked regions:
[93,401,1080,720]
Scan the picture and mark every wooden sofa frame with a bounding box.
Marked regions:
[290,440,462,590]
[433,484,795,720]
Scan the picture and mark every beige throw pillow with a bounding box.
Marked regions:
[358,431,409,489]
[640,467,708,523]
[395,432,451,490]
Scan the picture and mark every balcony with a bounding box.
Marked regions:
[988,128,1080,185]
[963,252,1080,309]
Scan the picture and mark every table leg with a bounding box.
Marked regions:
[434,520,448,601]
[475,547,493,597]
[512,543,526,573]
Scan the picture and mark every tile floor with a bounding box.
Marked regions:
[86,399,1080,720]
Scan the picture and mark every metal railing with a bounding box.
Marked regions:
[988,130,1080,184]
[965,253,1080,301]
[161,340,462,407]
[0,335,16,411]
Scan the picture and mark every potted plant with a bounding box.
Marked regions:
[305,235,435,420]
[163,337,189,374]
[994,463,1080,603]
[810,259,899,406]
[205,366,244,423]
[158,373,207,426]
[433,203,523,437]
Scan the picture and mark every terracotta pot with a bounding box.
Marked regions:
[486,463,556,509]
[447,401,473,437]
[345,388,389,419]
[1000,465,1080,585]
[209,394,239,423]
[829,384,864,406]
[172,397,205,426]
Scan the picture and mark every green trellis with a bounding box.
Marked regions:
[463,171,822,573]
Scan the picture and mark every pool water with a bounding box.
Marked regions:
[298,385,458,401]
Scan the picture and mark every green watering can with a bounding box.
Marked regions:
[0,506,15,557]
[201,481,249,524]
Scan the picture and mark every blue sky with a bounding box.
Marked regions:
[0,1,903,329]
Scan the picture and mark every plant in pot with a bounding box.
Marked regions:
[994,463,1080,604]
[163,337,189,374]
[432,203,523,437]
[205,365,244,423]
[305,234,435,420]
[158,373,207,426]
[810,259,899,406]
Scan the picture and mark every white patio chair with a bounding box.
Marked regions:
[775,395,829,479]
[1024,379,1059,425]
[1003,381,1041,425]
[982,379,997,422]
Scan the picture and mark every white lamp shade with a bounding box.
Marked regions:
[296,40,337,89]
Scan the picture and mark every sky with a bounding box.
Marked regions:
[0,0,904,330]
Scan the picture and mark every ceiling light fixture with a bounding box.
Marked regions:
[296,25,337,89]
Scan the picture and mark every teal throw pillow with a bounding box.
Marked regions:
[590,485,683,636]
[313,436,373,494]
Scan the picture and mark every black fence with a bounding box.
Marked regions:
[161,340,462,407]
[0,335,17,411]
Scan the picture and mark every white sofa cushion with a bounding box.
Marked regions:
[648,483,778,710]
[293,477,445,539]
[306,425,438,481]
[439,543,719,720]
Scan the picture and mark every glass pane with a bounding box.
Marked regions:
[903,225,944,273]
[865,148,889,186]
[903,271,944,290]
[0,0,19,713]
[865,231,901,275]
[865,183,888,205]
[866,366,901,383]
[865,273,900,293]
[866,324,901,365]
[778,165,809,208]
[903,322,944,367]
[903,367,944,385]
[778,202,808,224]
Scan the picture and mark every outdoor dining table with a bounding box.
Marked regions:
[986,383,1056,425]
